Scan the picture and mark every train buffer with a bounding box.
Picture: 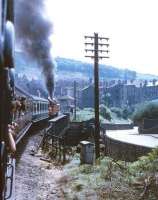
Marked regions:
[43,114,70,162]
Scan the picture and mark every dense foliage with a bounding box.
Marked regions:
[111,107,123,118]
[99,104,112,120]
[132,101,158,123]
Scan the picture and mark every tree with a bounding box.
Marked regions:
[99,104,112,121]
[103,92,111,107]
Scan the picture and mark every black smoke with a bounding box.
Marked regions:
[15,0,55,98]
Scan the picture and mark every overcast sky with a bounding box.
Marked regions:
[46,0,158,75]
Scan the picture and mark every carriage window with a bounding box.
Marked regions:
[37,103,39,113]
[33,103,34,113]
[42,103,44,112]
[33,102,37,114]
[38,101,41,113]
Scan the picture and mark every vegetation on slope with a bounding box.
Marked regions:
[74,106,132,124]
[56,57,137,79]
[62,148,158,200]
[15,52,138,80]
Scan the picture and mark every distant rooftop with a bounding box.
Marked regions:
[58,95,74,100]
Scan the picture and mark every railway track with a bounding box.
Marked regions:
[15,129,65,200]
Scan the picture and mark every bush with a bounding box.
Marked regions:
[111,107,123,118]
[99,104,112,121]
[122,108,131,119]
[132,101,158,123]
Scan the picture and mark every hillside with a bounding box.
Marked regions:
[15,51,158,81]
[55,57,137,80]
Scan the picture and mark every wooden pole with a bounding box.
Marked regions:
[94,33,100,158]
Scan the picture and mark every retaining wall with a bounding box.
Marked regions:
[105,134,152,161]
[101,123,134,130]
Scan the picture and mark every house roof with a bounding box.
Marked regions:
[58,95,74,100]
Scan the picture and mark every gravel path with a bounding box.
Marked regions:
[15,132,65,200]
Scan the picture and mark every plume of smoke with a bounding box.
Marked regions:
[15,0,55,98]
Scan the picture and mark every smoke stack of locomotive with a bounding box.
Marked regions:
[15,0,55,99]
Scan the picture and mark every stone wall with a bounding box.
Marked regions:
[101,123,134,130]
[64,122,94,146]
[104,134,151,161]
[139,118,158,134]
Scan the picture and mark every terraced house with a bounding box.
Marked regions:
[106,80,158,107]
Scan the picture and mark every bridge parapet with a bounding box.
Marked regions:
[43,114,70,162]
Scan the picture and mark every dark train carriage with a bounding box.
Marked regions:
[10,85,60,144]
[14,86,33,119]
[13,86,49,143]
[0,1,15,199]
[14,86,34,144]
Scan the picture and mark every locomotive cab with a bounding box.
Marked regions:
[48,97,60,119]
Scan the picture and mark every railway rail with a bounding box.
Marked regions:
[15,129,55,200]
[5,113,69,200]
[15,114,70,200]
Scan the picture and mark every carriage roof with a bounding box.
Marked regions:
[15,86,48,102]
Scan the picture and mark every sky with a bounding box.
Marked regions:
[46,0,158,75]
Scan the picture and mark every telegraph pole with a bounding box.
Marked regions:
[74,81,77,120]
[85,33,109,158]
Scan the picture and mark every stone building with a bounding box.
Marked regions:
[57,95,74,113]
[79,84,104,108]
[106,80,158,107]
[79,85,94,108]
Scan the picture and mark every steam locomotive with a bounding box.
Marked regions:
[0,1,59,199]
